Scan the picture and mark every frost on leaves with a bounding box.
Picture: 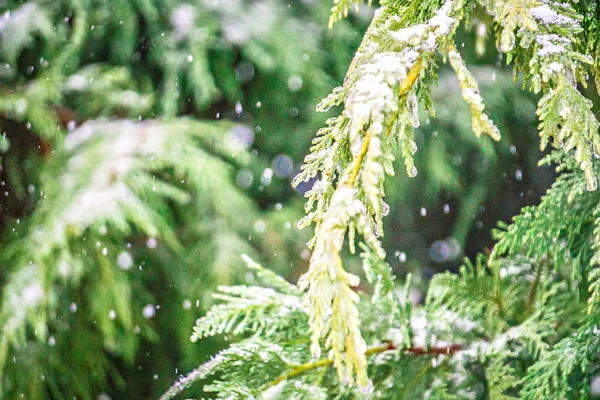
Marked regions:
[448,45,501,141]
[490,0,600,191]
[292,0,600,388]
[293,0,469,387]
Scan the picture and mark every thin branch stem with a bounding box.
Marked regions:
[347,130,372,186]
[259,342,462,392]
[399,57,423,97]
[526,259,546,314]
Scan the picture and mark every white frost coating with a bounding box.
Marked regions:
[499,263,531,278]
[547,61,563,73]
[389,0,455,51]
[530,4,578,27]
[159,353,225,400]
[61,120,180,230]
[410,315,428,330]
[392,309,478,353]
[113,90,150,109]
[261,380,286,399]
[2,265,45,333]
[345,1,456,155]
[429,0,454,36]
[0,3,52,43]
[536,34,567,56]
[385,327,405,346]
[63,184,138,228]
[437,309,478,332]
[389,24,428,45]
[345,50,418,154]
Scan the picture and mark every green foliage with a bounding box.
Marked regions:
[166,0,600,398]
[5,0,600,398]
[520,325,597,399]
[164,254,564,399]
[190,257,301,340]
[0,118,257,398]
[447,45,500,141]
[0,0,366,398]
[290,0,600,387]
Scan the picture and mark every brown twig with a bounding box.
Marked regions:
[260,341,463,391]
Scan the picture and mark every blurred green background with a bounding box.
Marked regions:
[0,0,557,398]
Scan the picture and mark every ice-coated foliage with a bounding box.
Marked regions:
[165,0,600,398]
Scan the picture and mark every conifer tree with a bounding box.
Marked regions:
[163,1,600,399]
[0,1,368,398]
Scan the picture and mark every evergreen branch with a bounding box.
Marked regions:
[241,254,299,295]
[298,53,425,388]
[171,1,600,398]
[191,284,301,341]
[447,44,501,141]
[526,261,545,314]
[0,118,255,387]
[329,0,371,29]
[537,75,600,191]
[10,0,600,397]
[490,0,600,189]
[295,0,477,387]
[158,353,225,400]
[520,325,596,399]
[49,0,87,76]
[360,243,395,299]
[480,0,540,52]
